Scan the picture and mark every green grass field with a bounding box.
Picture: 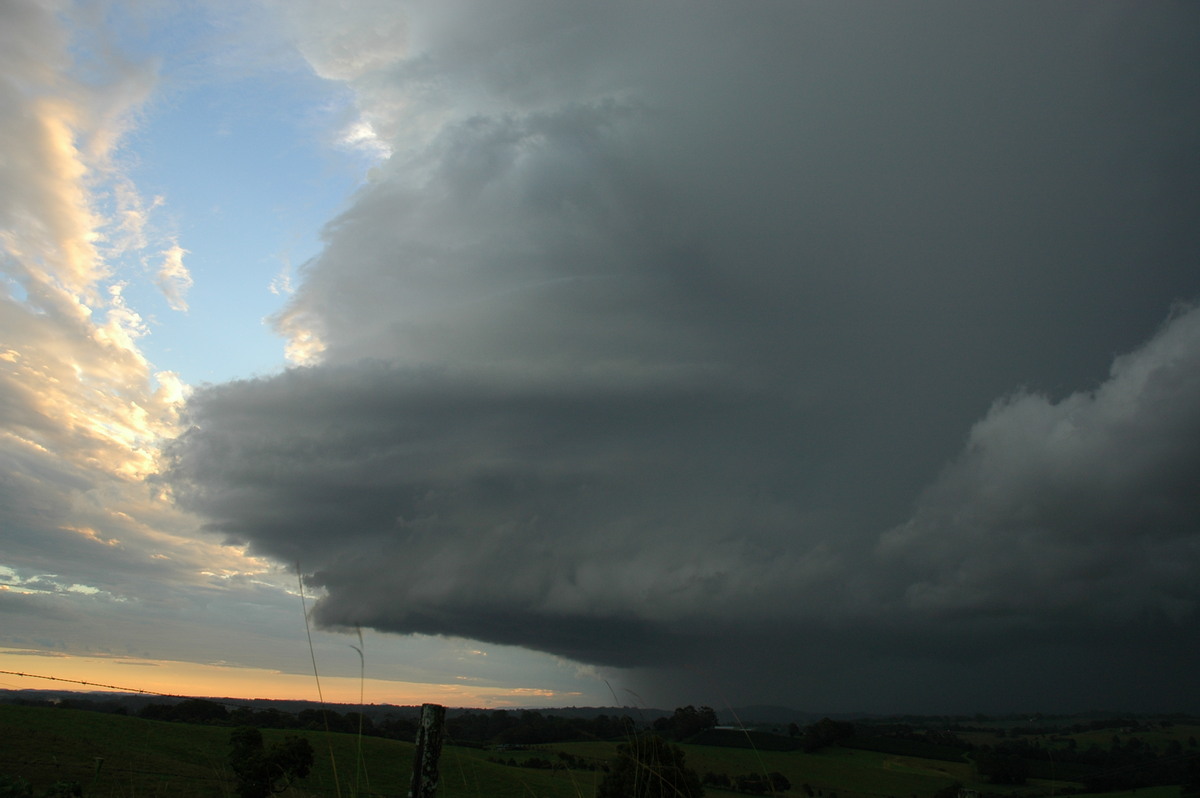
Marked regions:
[0,704,1191,798]
[0,703,599,798]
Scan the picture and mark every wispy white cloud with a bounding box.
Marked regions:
[154,243,193,312]
[271,304,326,366]
[271,0,408,82]
[336,118,391,160]
[268,255,293,296]
[0,0,305,679]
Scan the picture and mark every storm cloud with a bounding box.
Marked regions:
[167,1,1200,710]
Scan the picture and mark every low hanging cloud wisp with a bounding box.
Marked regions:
[155,244,194,313]
[166,1,1200,710]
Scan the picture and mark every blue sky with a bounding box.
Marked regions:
[109,10,369,385]
[3,0,1200,714]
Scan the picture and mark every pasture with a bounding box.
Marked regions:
[0,703,1192,798]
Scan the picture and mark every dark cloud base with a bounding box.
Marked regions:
[168,305,1200,710]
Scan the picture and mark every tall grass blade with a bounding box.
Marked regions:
[351,627,367,798]
[297,564,342,798]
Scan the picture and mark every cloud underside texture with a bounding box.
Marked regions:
[169,3,1200,707]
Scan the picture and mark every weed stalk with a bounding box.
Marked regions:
[298,564,342,798]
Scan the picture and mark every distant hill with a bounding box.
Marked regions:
[0,688,814,725]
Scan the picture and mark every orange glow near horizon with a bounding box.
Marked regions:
[0,648,580,708]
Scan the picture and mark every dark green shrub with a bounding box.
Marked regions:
[228,726,314,798]
[0,775,32,798]
[597,734,704,798]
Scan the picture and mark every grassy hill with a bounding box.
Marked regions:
[0,703,1192,798]
[3,702,595,798]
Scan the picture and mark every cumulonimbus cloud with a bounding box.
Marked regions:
[164,1,1200,709]
[166,303,1200,664]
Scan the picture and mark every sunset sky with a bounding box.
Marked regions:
[2,0,1199,714]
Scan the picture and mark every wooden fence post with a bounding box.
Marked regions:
[409,702,446,798]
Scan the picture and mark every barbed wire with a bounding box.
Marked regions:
[0,668,422,715]
[0,669,186,699]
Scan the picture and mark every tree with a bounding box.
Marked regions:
[653,706,720,740]
[768,772,792,792]
[801,718,856,752]
[174,698,230,724]
[597,734,704,798]
[1183,753,1200,798]
[732,771,791,795]
[41,784,81,798]
[228,726,315,798]
[0,775,32,798]
[735,773,769,795]
[977,751,1028,785]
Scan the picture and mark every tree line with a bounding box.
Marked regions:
[846,721,1200,793]
[131,698,651,745]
